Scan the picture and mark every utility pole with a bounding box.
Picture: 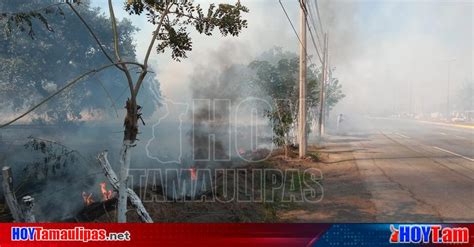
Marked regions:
[318,33,328,138]
[446,62,451,120]
[443,59,456,120]
[409,79,413,115]
[298,0,307,158]
[323,35,329,134]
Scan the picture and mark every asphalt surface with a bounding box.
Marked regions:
[334,117,474,222]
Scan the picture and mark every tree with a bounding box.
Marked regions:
[0,0,158,124]
[324,69,345,118]
[249,51,320,150]
[249,48,344,150]
[455,81,473,112]
[1,0,248,222]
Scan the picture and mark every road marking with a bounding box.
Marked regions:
[432,146,474,162]
[439,132,447,136]
[394,132,410,139]
[455,135,467,139]
[369,117,474,132]
[416,120,474,130]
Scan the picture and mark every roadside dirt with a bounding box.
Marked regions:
[95,141,377,223]
[1,140,377,223]
[275,143,377,222]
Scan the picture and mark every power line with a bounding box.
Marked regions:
[305,0,324,48]
[306,23,323,63]
[279,0,303,49]
[298,0,308,15]
[296,0,323,64]
[278,0,316,65]
[313,0,325,34]
[304,16,323,63]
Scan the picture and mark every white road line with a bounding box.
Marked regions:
[439,132,447,136]
[432,146,474,162]
[455,135,467,139]
[394,132,410,139]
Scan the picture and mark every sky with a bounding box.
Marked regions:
[90,0,473,118]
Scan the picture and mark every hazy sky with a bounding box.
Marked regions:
[91,0,473,117]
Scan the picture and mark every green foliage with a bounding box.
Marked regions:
[125,0,249,61]
[0,0,159,124]
[248,50,320,147]
[456,81,473,112]
[22,136,84,179]
[0,3,62,38]
[0,0,247,128]
[265,106,293,147]
[325,70,345,113]
[157,23,193,60]
[248,48,345,147]
[0,0,248,124]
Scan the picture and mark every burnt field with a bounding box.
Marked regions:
[0,122,275,222]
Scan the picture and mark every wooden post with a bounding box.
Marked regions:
[21,195,36,223]
[298,0,307,158]
[321,34,329,135]
[97,151,153,223]
[2,166,23,222]
[318,33,328,138]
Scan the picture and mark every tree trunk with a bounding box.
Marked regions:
[98,151,152,223]
[123,98,139,141]
[2,166,23,222]
[117,98,139,223]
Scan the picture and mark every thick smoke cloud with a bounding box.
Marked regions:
[0,0,471,221]
[188,44,251,167]
[320,0,473,116]
[86,0,472,119]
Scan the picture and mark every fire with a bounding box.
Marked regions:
[189,167,197,181]
[82,192,94,206]
[100,182,113,201]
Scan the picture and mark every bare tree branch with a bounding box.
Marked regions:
[75,61,120,118]
[135,2,173,96]
[108,0,135,96]
[142,2,173,71]
[67,1,143,98]
[97,151,153,223]
[66,2,124,72]
[108,0,122,63]
[93,74,120,118]
[0,61,143,129]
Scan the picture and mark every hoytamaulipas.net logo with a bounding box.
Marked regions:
[11,226,131,242]
[390,224,469,244]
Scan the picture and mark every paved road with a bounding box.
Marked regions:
[337,117,474,222]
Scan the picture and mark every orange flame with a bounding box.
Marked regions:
[100,182,113,201]
[82,192,94,206]
[189,167,197,181]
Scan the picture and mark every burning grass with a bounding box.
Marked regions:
[1,137,325,223]
[89,148,324,223]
